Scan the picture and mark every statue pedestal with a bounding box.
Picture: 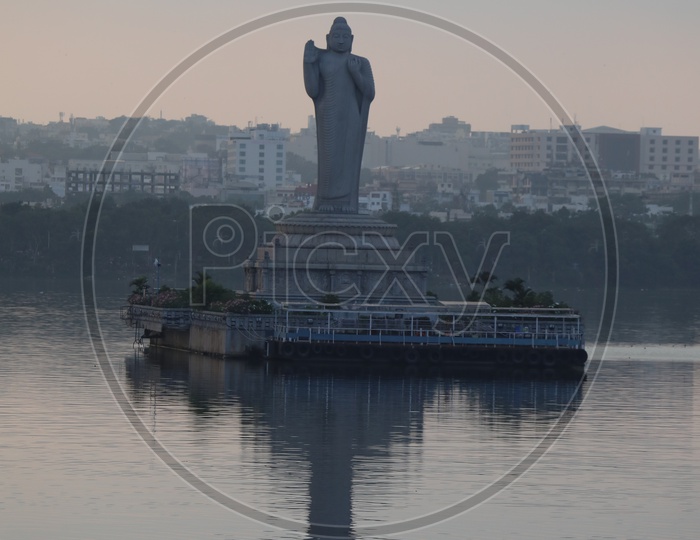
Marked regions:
[244,213,430,305]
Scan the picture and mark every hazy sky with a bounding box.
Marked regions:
[4,0,700,136]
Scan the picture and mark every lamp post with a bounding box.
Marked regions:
[154,257,161,292]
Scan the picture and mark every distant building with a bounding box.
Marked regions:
[639,127,698,186]
[381,117,473,173]
[437,180,457,195]
[0,159,44,191]
[289,116,509,180]
[466,130,511,173]
[583,126,640,173]
[510,125,576,171]
[49,165,66,197]
[66,157,180,194]
[375,165,467,192]
[227,123,289,191]
[510,124,699,190]
[0,117,18,144]
[287,115,318,164]
[220,180,265,208]
[366,191,392,213]
[181,153,222,187]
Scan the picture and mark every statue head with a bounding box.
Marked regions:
[326,16,353,53]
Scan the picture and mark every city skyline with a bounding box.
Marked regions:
[4,0,700,137]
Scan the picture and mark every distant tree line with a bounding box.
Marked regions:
[0,192,273,282]
[381,207,699,292]
[1,195,699,291]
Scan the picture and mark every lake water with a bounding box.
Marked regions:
[1,280,699,539]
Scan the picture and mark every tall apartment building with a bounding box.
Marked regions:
[639,127,698,185]
[509,125,579,171]
[227,123,289,191]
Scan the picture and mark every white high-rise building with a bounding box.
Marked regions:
[228,123,289,191]
[639,127,698,185]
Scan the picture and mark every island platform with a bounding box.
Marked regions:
[121,301,587,376]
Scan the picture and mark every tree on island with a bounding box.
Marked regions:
[190,271,236,306]
[127,272,272,314]
[468,274,564,308]
[129,276,149,296]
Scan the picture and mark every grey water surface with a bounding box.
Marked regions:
[1,280,698,539]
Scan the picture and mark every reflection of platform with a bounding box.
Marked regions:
[244,212,429,304]
[264,358,587,380]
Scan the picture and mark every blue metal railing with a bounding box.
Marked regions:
[272,305,585,349]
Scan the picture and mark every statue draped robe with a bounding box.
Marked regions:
[305,48,374,213]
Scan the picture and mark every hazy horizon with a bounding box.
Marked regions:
[4,0,700,137]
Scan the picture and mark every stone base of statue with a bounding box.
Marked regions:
[243,212,430,305]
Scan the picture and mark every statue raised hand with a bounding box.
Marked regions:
[303,17,375,214]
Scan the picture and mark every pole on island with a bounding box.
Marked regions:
[154,258,161,292]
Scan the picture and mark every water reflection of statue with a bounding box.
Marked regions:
[304,17,375,214]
